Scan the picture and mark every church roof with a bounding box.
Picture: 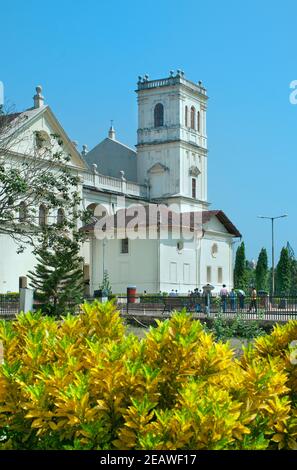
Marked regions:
[85,136,137,182]
[0,112,22,127]
[200,210,241,237]
[0,108,43,141]
[81,207,241,237]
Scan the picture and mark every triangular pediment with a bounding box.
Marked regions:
[201,210,241,237]
[4,106,87,170]
[205,216,229,233]
[147,162,169,174]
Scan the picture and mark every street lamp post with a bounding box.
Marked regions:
[258,214,288,296]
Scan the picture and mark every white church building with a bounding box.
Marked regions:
[0,71,241,295]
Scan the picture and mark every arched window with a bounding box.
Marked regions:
[86,203,97,216]
[185,106,188,127]
[154,103,164,127]
[87,203,106,220]
[57,208,65,225]
[19,201,27,222]
[39,204,47,226]
[197,111,201,133]
[190,106,195,130]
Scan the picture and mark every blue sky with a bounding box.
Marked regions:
[1,0,296,263]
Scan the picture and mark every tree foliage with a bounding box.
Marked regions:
[290,260,297,296]
[255,248,268,291]
[276,247,291,295]
[1,305,297,450]
[245,260,256,290]
[0,107,87,250]
[287,244,297,296]
[234,242,247,289]
[28,234,84,316]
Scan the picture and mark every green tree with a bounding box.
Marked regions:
[28,235,84,316]
[234,242,247,289]
[255,248,268,291]
[245,260,256,290]
[286,243,297,295]
[290,260,297,296]
[0,108,88,250]
[276,247,291,295]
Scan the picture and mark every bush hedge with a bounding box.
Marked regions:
[0,301,297,450]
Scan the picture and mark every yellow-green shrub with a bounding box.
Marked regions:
[0,302,297,450]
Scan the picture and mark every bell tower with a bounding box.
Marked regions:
[136,70,209,212]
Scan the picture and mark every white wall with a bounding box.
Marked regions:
[137,87,180,135]
[138,142,180,198]
[159,232,197,294]
[136,78,208,205]
[179,98,207,149]
[199,217,234,292]
[180,145,207,202]
[0,234,36,292]
[90,237,159,294]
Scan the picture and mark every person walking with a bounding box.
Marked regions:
[220,284,228,313]
[249,286,257,313]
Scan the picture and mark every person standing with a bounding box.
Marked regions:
[238,290,246,310]
[193,288,201,313]
[220,284,228,313]
[249,287,257,313]
[229,288,237,312]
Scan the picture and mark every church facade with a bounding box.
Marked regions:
[0,71,241,295]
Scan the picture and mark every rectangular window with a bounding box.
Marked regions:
[121,238,129,254]
[207,266,211,283]
[192,178,196,199]
[170,262,177,282]
[218,267,223,284]
[183,263,190,283]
